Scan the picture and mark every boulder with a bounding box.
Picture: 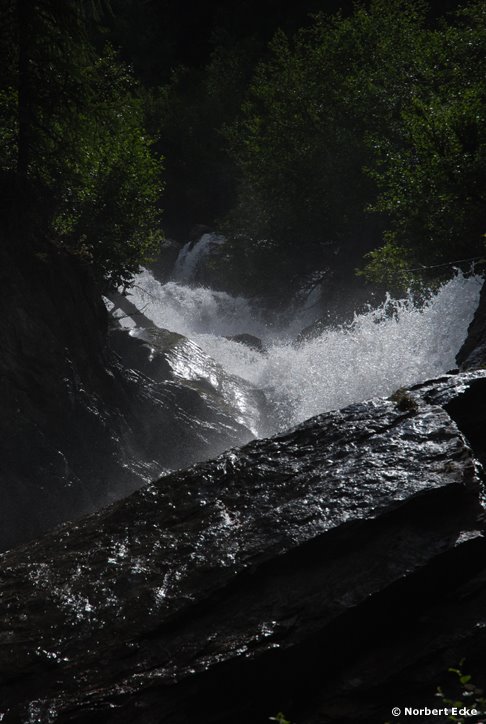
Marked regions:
[110,325,266,440]
[1,371,486,723]
[294,316,330,346]
[225,333,265,353]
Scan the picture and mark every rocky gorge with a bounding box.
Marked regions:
[2,0,485,720]
[1,234,486,722]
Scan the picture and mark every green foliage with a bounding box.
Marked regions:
[221,0,428,293]
[0,0,163,287]
[50,47,164,286]
[389,387,419,412]
[212,0,485,294]
[362,1,486,286]
[269,713,292,724]
[357,236,417,292]
[3,0,481,294]
[437,660,486,723]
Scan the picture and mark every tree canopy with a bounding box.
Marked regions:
[0,0,483,296]
[215,0,486,294]
[0,0,163,287]
[363,0,486,287]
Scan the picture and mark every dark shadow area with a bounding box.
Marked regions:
[445,377,486,470]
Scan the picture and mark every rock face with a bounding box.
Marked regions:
[457,277,486,369]
[1,370,485,723]
[0,242,260,552]
[149,237,183,283]
[225,332,265,353]
[0,240,113,552]
[109,325,265,441]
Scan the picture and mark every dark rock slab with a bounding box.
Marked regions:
[110,324,266,441]
[457,277,486,369]
[0,241,117,553]
[0,371,485,722]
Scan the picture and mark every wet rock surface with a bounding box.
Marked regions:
[0,244,260,552]
[1,370,485,723]
[457,277,486,369]
[110,324,265,440]
[224,332,265,353]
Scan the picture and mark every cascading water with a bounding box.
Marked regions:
[173,233,225,282]
[127,264,481,435]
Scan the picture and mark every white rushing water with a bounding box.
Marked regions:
[173,233,225,282]
[127,267,481,434]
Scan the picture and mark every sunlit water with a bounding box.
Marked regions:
[127,268,481,433]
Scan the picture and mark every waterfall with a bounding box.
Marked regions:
[127,267,481,434]
[173,233,225,282]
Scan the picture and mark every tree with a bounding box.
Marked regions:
[361,1,486,287]
[0,0,163,287]
[50,46,164,287]
[219,0,427,296]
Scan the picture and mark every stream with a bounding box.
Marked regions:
[125,235,482,436]
[119,234,482,433]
